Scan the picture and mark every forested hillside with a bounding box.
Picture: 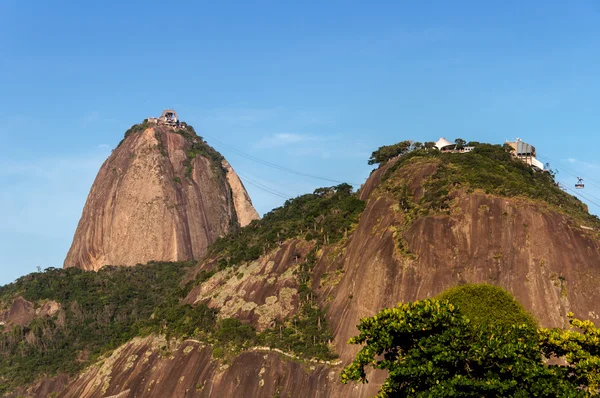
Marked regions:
[2,140,600,397]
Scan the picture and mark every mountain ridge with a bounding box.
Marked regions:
[2,141,600,397]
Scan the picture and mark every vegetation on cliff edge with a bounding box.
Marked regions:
[376,141,598,226]
[117,120,228,184]
[208,183,365,268]
[174,124,227,182]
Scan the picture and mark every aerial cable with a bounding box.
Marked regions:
[202,133,360,187]
[237,169,305,196]
[554,167,600,191]
[538,154,600,188]
[570,188,600,208]
[208,134,358,186]
[236,171,296,198]
[537,154,600,191]
[562,185,600,210]
[237,175,291,199]
[237,176,291,200]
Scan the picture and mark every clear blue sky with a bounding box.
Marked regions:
[1,1,599,285]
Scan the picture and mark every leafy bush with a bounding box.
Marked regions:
[117,119,151,147]
[342,295,597,397]
[142,302,217,341]
[368,140,412,166]
[539,313,600,392]
[174,125,227,181]
[437,284,538,330]
[208,183,365,268]
[215,318,257,347]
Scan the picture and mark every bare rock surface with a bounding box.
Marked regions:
[64,125,259,271]
[11,336,359,398]
[319,161,600,367]
[223,160,260,227]
[0,297,61,329]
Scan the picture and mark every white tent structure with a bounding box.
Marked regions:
[434,137,455,151]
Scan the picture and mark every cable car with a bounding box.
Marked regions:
[575,177,584,189]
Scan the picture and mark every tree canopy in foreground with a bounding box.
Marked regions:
[341,284,600,397]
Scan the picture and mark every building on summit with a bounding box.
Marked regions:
[148,109,180,127]
[434,137,475,153]
[433,137,543,171]
[505,138,544,171]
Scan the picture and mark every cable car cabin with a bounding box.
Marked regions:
[575,177,584,189]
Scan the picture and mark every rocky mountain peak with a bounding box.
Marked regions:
[63,114,259,271]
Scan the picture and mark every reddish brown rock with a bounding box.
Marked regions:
[0,297,34,327]
[0,297,61,329]
[64,124,259,271]
[318,159,600,368]
[10,336,360,398]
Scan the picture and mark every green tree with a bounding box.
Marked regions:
[368,141,411,166]
[341,298,585,397]
[411,141,423,151]
[455,137,466,150]
[539,312,600,395]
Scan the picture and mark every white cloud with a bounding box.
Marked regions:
[567,157,599,170]
[254,132,324,148]
[292,146,370,160]
[0,148,110,238]
[83,111,101,123]
[200,107,280,126]
[0,147,111,283]
[80,111,120,126]
[253,133,372,160]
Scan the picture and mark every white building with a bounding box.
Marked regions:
[434,137,475,153]
[506,138,544,171]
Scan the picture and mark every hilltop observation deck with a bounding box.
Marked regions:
[148,109,182,127]
[434,137,475,153]
[433,137,544,172]
[505,138,544,171]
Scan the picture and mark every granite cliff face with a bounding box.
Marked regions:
[318,157,600,367]
[6,147,600,397]
[63,121,259,271]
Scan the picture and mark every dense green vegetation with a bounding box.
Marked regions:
[368,140,438,166]
[208,183,365,268]
[0,262,197,394]
[0,262,277,394]
[342,285,600,397]
[437,284,538,329]
[368,140,412,165]
[174,124,227,181]
[117,119,151,147]
[379,142,598,225]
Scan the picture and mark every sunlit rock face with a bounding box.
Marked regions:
[64,123,258,271]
